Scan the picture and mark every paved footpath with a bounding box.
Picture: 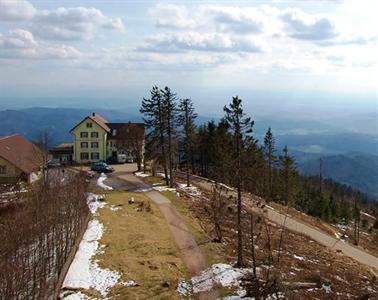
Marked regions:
[106,170,218,300]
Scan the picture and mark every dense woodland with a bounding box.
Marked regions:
[141,86,378,245]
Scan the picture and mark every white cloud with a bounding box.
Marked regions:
[204,6,267,34]
[0,0,36,21]
[0,29,37,48]
[318,34,377,46]
[280,8,338,40]
[149,4,196,29]
[33,7,125,41]
[0,29,81,60]
[0,1,125,41]
[138,32,268,53]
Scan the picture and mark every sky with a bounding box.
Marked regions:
[0,0,377,120]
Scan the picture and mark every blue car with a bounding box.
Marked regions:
[90,162,114,173]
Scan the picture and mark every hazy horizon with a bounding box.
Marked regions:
[0,0,377,135]
[0,1,376,103]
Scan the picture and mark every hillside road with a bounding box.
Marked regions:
[175,171,378,274]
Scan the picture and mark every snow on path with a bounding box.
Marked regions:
[97,173,113,190]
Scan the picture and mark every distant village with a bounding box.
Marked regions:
[0,112,145,184]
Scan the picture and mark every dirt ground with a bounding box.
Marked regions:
[174,178,378,300]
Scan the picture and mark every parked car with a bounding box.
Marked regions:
[117,154,127,164]
[90,162,114,173]
[44,161,61,169]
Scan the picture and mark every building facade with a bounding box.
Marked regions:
[71,112,145,164]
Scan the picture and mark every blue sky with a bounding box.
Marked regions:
[0,0,376,118]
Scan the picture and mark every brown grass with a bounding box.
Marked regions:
[95,191,187,299]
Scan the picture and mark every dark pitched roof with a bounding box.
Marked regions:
[0,134,44,174]
[107,123,145,140]
[50,143,73,155]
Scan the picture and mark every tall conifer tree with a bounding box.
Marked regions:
[223,96,253,267]
[178,98,197,187]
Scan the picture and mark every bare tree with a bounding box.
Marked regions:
[117,123,146,171]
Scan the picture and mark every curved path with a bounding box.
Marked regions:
[175,171,378,274]
[105,166,218,300]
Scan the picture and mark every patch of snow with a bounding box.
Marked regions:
[96,173,113,190]
[62,219,121,297]
[322,283,332,294]
[133,188,153,193]
[134,172,150,178]
[86,193,106,214]
[191,263,254,294]
[265,292,285,299]
[153,185,176,192]
[30,172,39,183]
[293,255,305,261]
[60,291,91,300]
[110,205,122,211]
[177,183,201,196]
[157,172,170,179]
[122,280,138,287]
[177,280,192,297]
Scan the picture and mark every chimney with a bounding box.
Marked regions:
[92,112,95,117]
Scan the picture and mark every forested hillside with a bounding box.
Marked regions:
[0,106,376,200]
[297,153,378,199]
[140,86,378,235]
[0,107,141,145]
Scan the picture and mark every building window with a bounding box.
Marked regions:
[112,129,117,136]
[91,152,100,160]
[80,152,89,160]
[91,132,98,138]
[86,122,92,128]
[0,165,6,174]
[81,142,88,148]
[80,132,88,138]
[91,142,99,148]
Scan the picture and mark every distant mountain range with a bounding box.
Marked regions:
[0,107,376,200]
[0,107,142,146]
[294,152,378,199]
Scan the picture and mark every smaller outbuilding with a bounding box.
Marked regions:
[49,143,73,164]
[0,134,45,183]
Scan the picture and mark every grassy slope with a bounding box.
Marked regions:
[96,191,187,299]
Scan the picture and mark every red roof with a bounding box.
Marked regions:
[70,112,110,132]
[88,113,110,132]
[0,134,44,174]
